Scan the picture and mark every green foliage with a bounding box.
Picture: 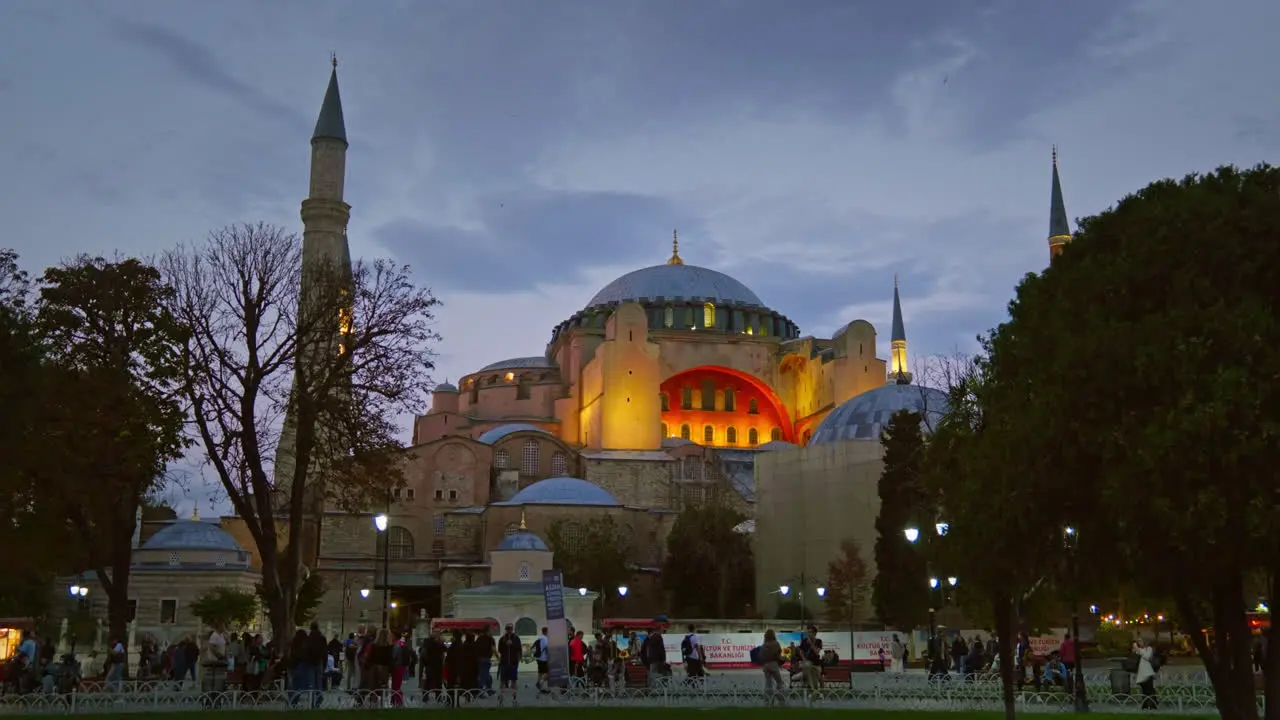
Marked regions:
[190,587,259,629]
[661,502,755,617]
[824,538,870,628]
[872,410,931,629]
[973,164,1280,720]
[1094,623,1133,657]
[548,515,632,604]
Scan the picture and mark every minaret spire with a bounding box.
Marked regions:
[313,59,347,147]
[888,276,912,385]
[667,229,684,265]
[1048,145,1071,260]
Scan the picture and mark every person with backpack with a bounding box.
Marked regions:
[681,625,705,682]
[390,634,410,707]
[531,627,550,693]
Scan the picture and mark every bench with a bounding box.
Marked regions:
[821,666,852,688]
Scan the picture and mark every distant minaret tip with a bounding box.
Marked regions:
[192,505,200,521]
[331,52,338,70]
[519,508,528,530]
[667,229,684,265]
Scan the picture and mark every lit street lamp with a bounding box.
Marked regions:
[903,527,920,544]
[578,587,588,597]
[375,509,390,627]
[360,588,370,599]
[1064,525,1089,712]
[815,587,826,598]
[617,586,628,597]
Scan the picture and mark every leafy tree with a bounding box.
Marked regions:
[190,587,259,629]
[36,256,189,655]
[161,223,438,643]
[824,538,870,629]
[975,165,1280,720]
[871,409,930,629]
[253,565,326,627]
[547,516,631,602]
[661,502,755,618]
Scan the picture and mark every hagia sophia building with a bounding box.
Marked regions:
[120,63,1072,636]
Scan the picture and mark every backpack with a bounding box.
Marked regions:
[681,635,694,660]
[749,646,763,666]
[1150,652,1163,671]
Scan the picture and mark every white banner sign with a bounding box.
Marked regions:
[620,631,894,669]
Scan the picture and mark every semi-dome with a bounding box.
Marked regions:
[478,356,557,372]
[476,423,553,445]
[498,531,550,551]
[586,264,764,308]
[809,383,949,444]
[498,477,620,506]
[141,520,243,552]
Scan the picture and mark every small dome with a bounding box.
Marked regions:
[500,477,619,506]
[142,520,243,552]
[476,424,553,445]
[434,381,458,393]
[498,531,549,551]
[809,384,949,444]
[478,356,557,372]
[586,264,765,309]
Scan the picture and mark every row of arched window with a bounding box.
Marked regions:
[661,386,761,414]
[663,423,782,446]
[494,441,569,476]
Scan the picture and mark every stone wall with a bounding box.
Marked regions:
[582,456,675,508]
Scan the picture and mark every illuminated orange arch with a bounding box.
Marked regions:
[660,365,794,443]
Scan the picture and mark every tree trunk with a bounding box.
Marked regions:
[1263,570,1279,720]
[1181,574,1260,720]
[992,590,1016,720]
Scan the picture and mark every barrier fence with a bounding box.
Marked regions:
[0,670,1248,715]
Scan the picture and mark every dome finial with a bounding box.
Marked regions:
[519,508,527,530]
[331,52,338,70]
[191,505,200,521]
[667,229,684,265]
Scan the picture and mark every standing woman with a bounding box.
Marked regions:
[365,629,394,706]
[759,629,784,705]
[1133,640,1158,710]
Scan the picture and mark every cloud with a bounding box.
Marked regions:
[376,189,703,293]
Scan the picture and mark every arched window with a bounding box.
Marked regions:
[661,422,669,437]
[557,522,585,553]
[749,428,759,446]
[522,440,540,475]
[660,393,670,412]
[495,449,510,470]
[515,617,538,636]
[681,387,693,410]
[703,425,714,444]
[664,306,674,328]
[701,379,715,411]
[749,398,759,414]
[725,388,736,412]
[680,424,691,440]
[551,451,568,477]
[726,427,737,445]
[703,302,716,327]
[518,562,530,580]
[771,427,782,442]
[387,526,415,559]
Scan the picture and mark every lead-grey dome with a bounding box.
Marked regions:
[142,520,244,552]
[809,384,949,444]
[587,264,764,308]
[498,531,549,551]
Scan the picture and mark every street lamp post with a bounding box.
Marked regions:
[906,523,951,674]
[67,581,89,652]
[375,508,390,628]
[1064,526,1089,713]
[778,575,826,628]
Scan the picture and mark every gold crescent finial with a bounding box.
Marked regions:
[668,229,684,265]
[331,52,338,70]
[519,508,527,530]
[191,505,200,521]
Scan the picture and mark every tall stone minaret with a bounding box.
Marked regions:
[274,57,353,569]
[1048,146,1072,260]
[887,275,912,385]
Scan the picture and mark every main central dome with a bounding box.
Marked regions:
[586,263,764,309]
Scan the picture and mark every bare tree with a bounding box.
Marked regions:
[161,222,438,639]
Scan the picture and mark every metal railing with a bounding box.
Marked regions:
[0,670,1244,715]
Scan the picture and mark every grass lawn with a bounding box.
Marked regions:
[88,710,1217,720]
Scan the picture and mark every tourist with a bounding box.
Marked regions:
[419,630,446,701]
[569,630,587,681]
[641,626,666,688]
[681,624,705,681]
[1059,632,1076,685]
[759,629,784,705]
[798,626,821,689]
[475,626,496,694]
[445,630,467,693]
[890,635,904,673]
[1133,639,1158,710]
[201,625,227,696]
[364,628,394,705]
[533,627,550,693]
[390,634,410,706]
[497,623,521,701]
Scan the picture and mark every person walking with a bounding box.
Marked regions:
[1133,640,1159,710]
[497,623,521,705]
[759,629,784,705]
